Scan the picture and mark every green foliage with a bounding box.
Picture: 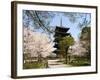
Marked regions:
[58,36,74,63]
[69,57,90,66]
[80,27,91,41]
[80,26,91,58]
[80,27,91,51]
[59,36,74,49]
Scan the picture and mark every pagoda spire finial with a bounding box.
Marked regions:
[60,17,62,27]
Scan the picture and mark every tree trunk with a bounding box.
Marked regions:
[65,46,69,64]
[38,54,42,62]
[44,58,48,68]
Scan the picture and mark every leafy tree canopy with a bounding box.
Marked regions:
[59,36,74,49]
[80,27,91,41]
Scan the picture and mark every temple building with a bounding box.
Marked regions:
[53,18,70,57]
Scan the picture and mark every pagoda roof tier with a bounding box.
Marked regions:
[55,26,69,32]
[54,32,70,37]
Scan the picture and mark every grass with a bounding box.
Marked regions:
[68,58,91,66]
[23,57,91,69]
[62,57,91,66]
[23,61,46,69]
[69,60,90,66]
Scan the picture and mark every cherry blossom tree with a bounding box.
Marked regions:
[23,27,56,63]
[68,41,87,57]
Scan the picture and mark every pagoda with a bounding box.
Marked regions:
[53,18,70,57]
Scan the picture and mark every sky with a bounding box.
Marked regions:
[23,10,91,41]
[49,14,80,41]
[49,12,91,41]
